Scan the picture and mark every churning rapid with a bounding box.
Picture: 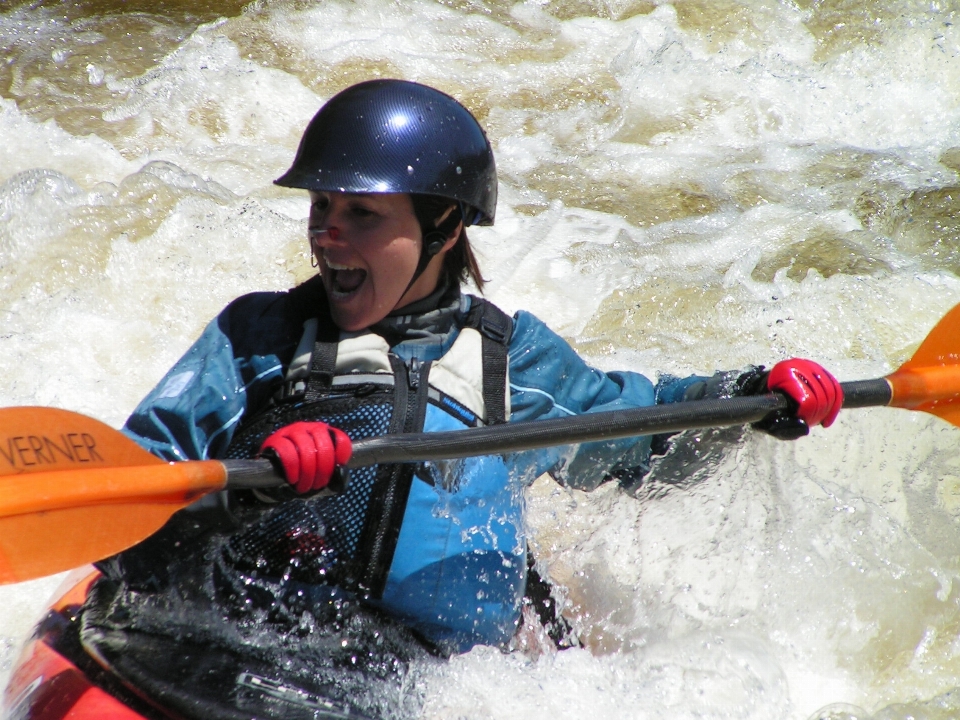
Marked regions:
[3,0,960,717]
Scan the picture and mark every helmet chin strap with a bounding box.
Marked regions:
[400,230,447,300]
[400,204,461,301]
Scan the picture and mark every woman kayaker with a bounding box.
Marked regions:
[91,79,841,717]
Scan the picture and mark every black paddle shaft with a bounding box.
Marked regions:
[223,378,892,487]
[349,378,893,466]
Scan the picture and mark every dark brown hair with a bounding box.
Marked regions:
[411,194,486,292]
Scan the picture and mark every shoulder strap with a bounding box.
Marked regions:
[303,339,339,401]
[463,297,513,425]
[275,276,341,401]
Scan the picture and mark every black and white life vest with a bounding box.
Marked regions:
[223,297,525,652]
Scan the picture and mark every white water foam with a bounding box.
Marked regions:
[4,1,960,717]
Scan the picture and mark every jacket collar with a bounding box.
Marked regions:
[370,279,465,353]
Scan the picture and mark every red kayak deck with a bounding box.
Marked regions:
[3,570,148,720]
[4,562,428,720]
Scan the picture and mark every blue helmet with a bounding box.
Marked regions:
[275,79,497,226]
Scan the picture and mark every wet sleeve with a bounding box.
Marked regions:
[121,298,289,461]
[655,368,761,404]
[506,311,657,491]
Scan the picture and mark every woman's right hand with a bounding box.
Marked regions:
[767,358,843,428]
[259,421,352,493]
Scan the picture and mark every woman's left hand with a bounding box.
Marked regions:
[767,358,844,428]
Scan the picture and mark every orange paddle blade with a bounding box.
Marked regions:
[0,407,228,584]
[887,303,960,427]
[0,406,162,476]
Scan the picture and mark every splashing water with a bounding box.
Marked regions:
[4,1,960,718]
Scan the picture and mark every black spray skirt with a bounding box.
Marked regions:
[82,498,439,720]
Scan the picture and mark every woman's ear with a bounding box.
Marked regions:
[441,222,463,252]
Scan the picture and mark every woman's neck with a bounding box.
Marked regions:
[371,279,462,348]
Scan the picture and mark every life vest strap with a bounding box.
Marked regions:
[304,340,338,400]
[463,298,513,426]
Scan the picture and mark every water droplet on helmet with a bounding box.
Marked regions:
[456,166,462,174]
[407,165,414,174]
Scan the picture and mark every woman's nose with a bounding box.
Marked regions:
[310,226,341,245]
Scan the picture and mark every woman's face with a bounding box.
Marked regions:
[309,191,442,331]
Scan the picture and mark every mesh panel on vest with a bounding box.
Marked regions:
[224,392,395,584]
[223,500,337,584]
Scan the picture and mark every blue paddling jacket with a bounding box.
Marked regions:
[123,277,713,652]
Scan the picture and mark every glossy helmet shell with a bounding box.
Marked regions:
[275,79,497,226]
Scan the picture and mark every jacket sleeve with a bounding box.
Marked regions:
[121,294,295,461]
[505,312,756,491]
[653,369,752,404]
[506,311,658,491]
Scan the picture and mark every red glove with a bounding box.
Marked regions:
[767,359,843,428]
[259,421,352,494]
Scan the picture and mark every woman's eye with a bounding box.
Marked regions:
[351,206,375,218]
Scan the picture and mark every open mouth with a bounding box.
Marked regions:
[325,257,367,296]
